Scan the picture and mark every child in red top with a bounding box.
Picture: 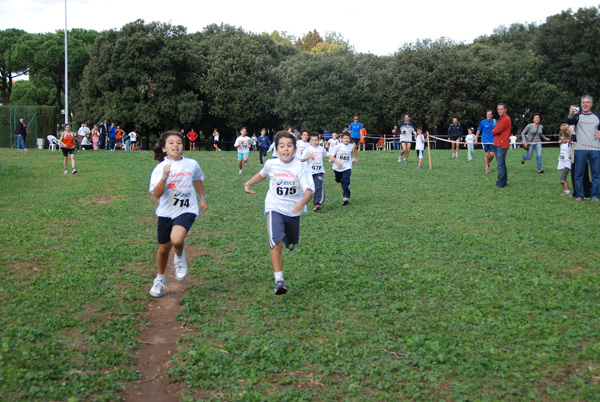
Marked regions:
[58,124,77,174]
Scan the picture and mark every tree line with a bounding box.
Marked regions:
[1,6,599,143]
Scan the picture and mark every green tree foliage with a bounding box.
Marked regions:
[200,24,294,132]
[13,29,97,115]
[276,52,373,131]
[533,6,600,100]
[10,77,56,105]
[78,20,202,134]
[0,29,29,104]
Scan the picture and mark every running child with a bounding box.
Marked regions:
[302,131,328,211]
[328,131,357,205]
[245,131,314,295]
[557,127,573,195]
[296,129,310,161]
[58,124,77,174]
[415,128,425,169]
[465,128,476,161]
[234,127,252,174]
[327,133,339,150]
[148,131,208,297]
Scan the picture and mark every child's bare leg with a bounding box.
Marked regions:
[63,156,68,169]
[562,182,570,191]
[270,241,283,273]
[157,242,172,275]
[170,225,188,257]
[70,154,76,169]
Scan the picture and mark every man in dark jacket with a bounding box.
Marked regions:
[15,118,27,151]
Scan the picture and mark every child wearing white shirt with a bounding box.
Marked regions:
[465,128,476,161]
[415,128,425,169]
[302,132,329,211]
[245,131,315,295]
[148,131,208,297]
[328,131,357,205]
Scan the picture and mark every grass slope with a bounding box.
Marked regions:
[0,148,598,401]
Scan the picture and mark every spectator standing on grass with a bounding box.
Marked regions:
[77,123,87,151]
[129,129,138,151]
[510,134,517,149]
[520,113,550,173]
[566,95,600,202]
[115,126,124,150]
[359,126,367,151]
[557,126,573,196]
[15,118,27,151]
[398,114,416,163]
[465,128,476,161]
[187,128,198,151]
[476,110,497,173]
[448,118,463,158]
[58,124,77,174]
[392,125,399,151]
[491,103,511,188]
[148,131,208,297]
[244,131,314,295]
[323,130,330,141]
[415,127,425,169]
[98,120,107,150]
[108,122,116,150]
[257,128,271,165]
[92,125,99,150]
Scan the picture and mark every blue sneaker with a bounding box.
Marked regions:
[274,280,287,295]
[149,278,166,297]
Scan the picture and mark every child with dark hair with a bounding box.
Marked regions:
[148,131,208,297]
[302,132,328,211]
[245,131,314,295]
[328,131,357,205]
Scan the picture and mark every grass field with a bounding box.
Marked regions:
[1,147,599,401]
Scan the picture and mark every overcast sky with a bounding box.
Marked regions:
[0,0,597,55]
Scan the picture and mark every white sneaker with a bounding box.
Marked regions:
[174,251,188,281]
[562,190,571,195]
[239,169,243,174]
[64,169,68,175]
[149,277,166,297]
[398,156,402,162]
[403,158,407,163]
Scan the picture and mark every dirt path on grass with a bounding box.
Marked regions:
[123,247,204,402]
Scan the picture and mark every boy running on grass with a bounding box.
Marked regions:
[296,129,311,161]
[302,131,328,211]
[328,131,357,205]
[245,131,314,295]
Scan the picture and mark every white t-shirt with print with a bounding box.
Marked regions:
[234,136,251,153]
[329,143,354,172]
[304,145,328,175]
[260,157,315,217]
[295,139,310,160]
[415,134,425,151]
[149,157,204,218]
[466,134,476,144]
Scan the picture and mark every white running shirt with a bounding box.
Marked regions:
[260,157,314,216]
[149,157,204,218]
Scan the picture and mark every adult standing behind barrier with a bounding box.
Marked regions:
[476,110,496,173]
[520,113,550,173]
[566,95,600,202]
[448,118,463,158]
[492,103,511,188]
[15,118,27,151]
